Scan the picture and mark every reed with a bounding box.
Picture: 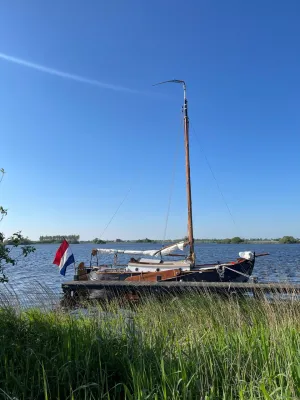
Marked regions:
[0,293,300,399]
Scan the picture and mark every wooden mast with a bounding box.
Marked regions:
[182,82,195,264]
[153,80,195,265]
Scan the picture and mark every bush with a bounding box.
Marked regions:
[279,236,298,244]
[230,236,244,244]
[92,238,106,244]
[220,238,232,244]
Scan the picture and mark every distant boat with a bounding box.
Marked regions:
[78,80,268,284]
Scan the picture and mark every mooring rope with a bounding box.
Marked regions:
[221,265,251,279]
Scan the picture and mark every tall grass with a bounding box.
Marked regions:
[1,293,300,399]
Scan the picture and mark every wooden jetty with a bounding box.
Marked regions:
[62,280,300,302]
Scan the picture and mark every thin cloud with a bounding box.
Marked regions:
[0,52,143,94]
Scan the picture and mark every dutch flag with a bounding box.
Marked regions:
[53,239,75,276]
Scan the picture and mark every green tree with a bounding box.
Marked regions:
[231,236,244,244]
[39,235,80,244]
[92,238,106,244]
[0,169,35,283]
[279,236,298,244]
[136,238,154,243]
[220,238,231,244]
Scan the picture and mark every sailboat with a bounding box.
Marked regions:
[78,80,268,284]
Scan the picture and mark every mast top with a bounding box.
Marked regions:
[153,79,186,86]
[153,79,187,99]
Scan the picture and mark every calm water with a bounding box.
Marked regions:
[2,243,300,299]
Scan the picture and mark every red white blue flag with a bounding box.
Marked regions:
[53,239,75,276]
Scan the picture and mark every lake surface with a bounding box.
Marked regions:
[2,242,300,296]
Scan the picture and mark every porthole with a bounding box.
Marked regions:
[135,268,139,272]
[156,268,160,272]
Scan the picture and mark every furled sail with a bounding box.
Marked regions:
[156,241,186,256]
[95,241,187,257]
[95,249,124,255]
[95,248,158,256]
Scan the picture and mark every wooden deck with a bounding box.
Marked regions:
[62,280,300,295]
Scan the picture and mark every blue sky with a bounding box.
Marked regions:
[1,0,300,240]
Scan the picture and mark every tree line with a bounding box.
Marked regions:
[91,238,106,244]
[194,237,244,244]
[194,236,300,244]
[39,235,80,244]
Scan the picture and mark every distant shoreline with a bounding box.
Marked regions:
[7,234,297,245]
[10,239,299,245]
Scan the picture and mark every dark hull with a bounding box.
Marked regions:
[174,259,255,283]
[88,258,255,284]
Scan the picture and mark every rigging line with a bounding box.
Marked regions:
[189,122,237,227]
[0,169,6,224]
[162,116,182,243]
[0,169,5,185]
[99,188,132,240]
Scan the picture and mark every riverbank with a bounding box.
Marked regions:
[1,294,300,399]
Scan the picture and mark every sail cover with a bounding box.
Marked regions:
[158,241,186,256]
[95,241,186,257]
[95,249,158,256]
[238,251,254,260]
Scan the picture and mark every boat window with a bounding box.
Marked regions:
[156,275,162,281]
[135,268,139,272]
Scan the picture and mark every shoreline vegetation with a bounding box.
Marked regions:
[4,235,300,245]
[1,293,300,399]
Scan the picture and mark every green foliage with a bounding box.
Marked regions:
[92,238,106,244]
[0,232,36,282]
[136,238,155,243]
[4,236,33,245]
[0,206,8,221]
[195,237,244,244]
[279,236,299,244]
[0,168,35,283]
[1,295,300,399]
[219,238,232,244]
[39,235,80,244]
[230,236,244,244]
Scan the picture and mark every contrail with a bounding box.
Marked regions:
[0,52,143,94]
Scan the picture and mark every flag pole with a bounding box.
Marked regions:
[63,236,78,280]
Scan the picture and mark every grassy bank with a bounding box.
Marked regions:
[1,294,300,399]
